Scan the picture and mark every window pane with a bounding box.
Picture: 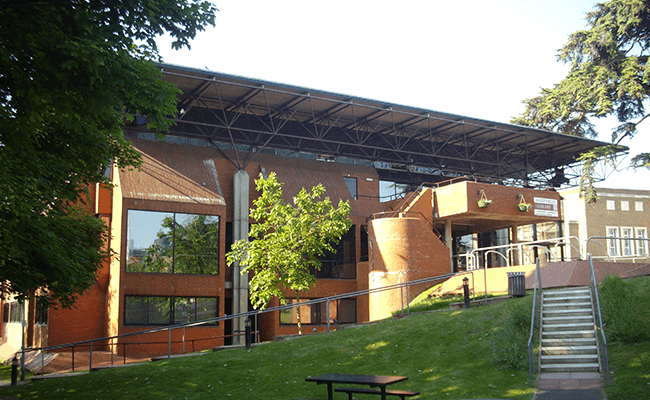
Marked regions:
[126,210,173,273]
[195,297,218,324]
[148,297,172,325]
[636,228,648,255]
[174,297,194,325]
[318,226,356,279]
[606,227,619,256]
[606,200,615,210]
[621,201,630,211]
[344,177,357,200]
[337,299,356,324]
[622,228,633,256]
[173,214,220,275]
[2,303,8,323]
[124,296,148,325]
[360,225,369,262]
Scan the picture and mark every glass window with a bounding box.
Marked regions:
[635,201,644,211]
[379,180,408,202]
[2,303,8,323]
[280,299,356,325]
[125,296,218,326]
[606,200,615,210]
[606,227,620,256]
[635,227,648,255]
[344,177,357,200]
[35,296,49,325]
[126,210,219,275]
[621,201,630,211]
[621,227,633,256]
[360,225,369,262]
[316,226,356,279]
[9,302,23,323]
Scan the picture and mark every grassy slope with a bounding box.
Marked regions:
[0,296,535,400]
[603,275,650,400]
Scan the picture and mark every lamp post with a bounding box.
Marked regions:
[244,317,251,349]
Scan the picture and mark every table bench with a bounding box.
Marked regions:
[335,387,419,399]
[305,373,412,400]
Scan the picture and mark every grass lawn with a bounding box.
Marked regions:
[0,295,536,400]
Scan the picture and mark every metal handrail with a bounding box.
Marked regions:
[17,270,464,375]
[527,258,542,387]
[583,236,650,262]
[587,253,610,386]
[466,236,581,269]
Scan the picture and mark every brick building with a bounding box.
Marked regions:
[560,187,650,261]
[0,64,619,357]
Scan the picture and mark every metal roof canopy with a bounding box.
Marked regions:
[155,63,624,187]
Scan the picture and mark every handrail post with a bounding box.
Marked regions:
[326,299,330,332]
[89,341,93,372]
[406,282,410,315]
[182,326,186,354]
[168,328,171,359]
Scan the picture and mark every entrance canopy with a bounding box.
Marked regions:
[154,64,623,187]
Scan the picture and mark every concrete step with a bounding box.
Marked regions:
[540,363,600,373]
[541,354,599,364]
[542,345,598,355]
[543,308,593,318]
[542,338,597,347]
[543,295,591,304]
[542,330,596,339]
[543,322,595,332]
[543,302,592,311]
[543,315,593,324]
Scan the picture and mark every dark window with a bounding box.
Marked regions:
[344,177,357,200]
[126,210,220,275]
[316,226,356,279]
[35,296,49,325]
[280,298,356,325]
[9,302,22,323]
[2,303,8,323]
[124,296,218,326]
[360,225,369,262]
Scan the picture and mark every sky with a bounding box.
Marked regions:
[156,0,649,190]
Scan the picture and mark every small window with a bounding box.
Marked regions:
[9,302,23,323]
[621,201,630,211]
[360,225,369,262]
[606,200,615,210]
[635,201,644,211]
[344,177,357,200]
[2,303,8,323]
[621,227,633,256]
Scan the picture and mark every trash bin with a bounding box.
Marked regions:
[507,272,526,297]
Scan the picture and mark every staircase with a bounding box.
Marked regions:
[540,286,600,373]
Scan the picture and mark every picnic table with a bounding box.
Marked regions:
[305,373,417,400]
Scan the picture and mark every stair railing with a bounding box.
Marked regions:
[587,253,610,386]
[527,258,542,387]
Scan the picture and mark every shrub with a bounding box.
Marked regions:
[491,299,532,369]
[599,275,647,343]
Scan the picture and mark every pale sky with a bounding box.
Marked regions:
[157,0,649,190]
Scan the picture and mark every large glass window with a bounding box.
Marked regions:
[124,296,218,326]
[621,227,633,256]
[379,180,408,202]
[360,225,369,262]
[126,210,220,274]
[279,298,356,325]
[344,177,357,200]
[316,226,356,279]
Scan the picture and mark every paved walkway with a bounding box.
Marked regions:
[533,372,605,400]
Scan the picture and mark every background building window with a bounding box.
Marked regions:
[635,227,648,255]
[279,298,356,325]
[8,302,23,323]
[2,303,8,323]
[606,200,616,210]
[606,226,620,256]
[35,296,49,325]
[621,201,630,211]
[360,225,369,262]
[126,210,220,275]
[635,201,644,211]
[379,180,409,202]
[344,177,357,200]
[124,296,218,326]
[621,227,633,256]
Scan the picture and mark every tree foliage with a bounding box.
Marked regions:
[226,173,352,334]
[511,0,650,198]
[0,0,217,307]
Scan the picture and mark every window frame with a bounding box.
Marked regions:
[606,200,616,210]
[635,227,649,256]
[621,201,630,211]
[124,295,219,327]
[621,226,633,256]
[126,210,221,275]
[279,298,357,326]
[606,226,620,256]
[635,201,644,212]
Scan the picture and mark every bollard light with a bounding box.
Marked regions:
[244,317,251,349]
[462,277,471,309]
[11,355,18,387]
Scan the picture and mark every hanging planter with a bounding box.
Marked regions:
[518,195,532,212]
[478,190,492,208]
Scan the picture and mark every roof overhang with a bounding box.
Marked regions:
[142,63,626,188]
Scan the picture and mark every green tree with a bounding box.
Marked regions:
[511,0,650,200]
[0,0,217,307]
[226,173,352,334]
